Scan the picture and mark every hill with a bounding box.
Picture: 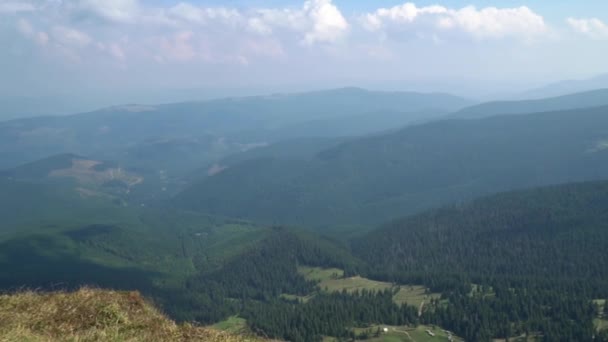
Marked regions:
[0,153,169,203]
[353,179,608,341]
[0,88,471,174]
[174,105,608,230]
[453,88,608,119]
[520,73,608,99]
[354,179,608,283]
[0,287,259,342]
[4,153,142,191]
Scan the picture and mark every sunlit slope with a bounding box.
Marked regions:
[0,287,261,342]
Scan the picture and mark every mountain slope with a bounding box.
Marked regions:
[0,88,471,171]
[520,73,608,99]
[354,179,608,281]
[453,88,608,119]
[175,105,608,229]
[0,287,260,342]
[352,179,608,341]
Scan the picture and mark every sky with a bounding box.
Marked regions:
[2,0,608,102]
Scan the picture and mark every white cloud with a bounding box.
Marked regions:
[247,17,273,35]
[246,0,348,45]
[16,18,34,36]
[168,3,241,26]
[0,0,566,72]
[567,18,608,39]
[362,3,547,40]
[157,31,197,62]
[362,3,447,31]
[0,1,36,13]
[36,31,49,45]
[52,26,92,47]
[248,8,307,34]
[108,43,125,60]
[72,0,140,23]
[16,18,49,46]
[302,0,349,45]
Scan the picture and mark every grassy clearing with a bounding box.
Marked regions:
[596,319,608,331]
[324,325,461,342]
[393,286,441,308]
[319,276,393,293]
[492,336,542,342]
[299,266,344,281]
[299,266,392,293]
[280,293,315,303]
[594,299,608,332]
[406,325,462,342]
[212,316,249,334]
[0,287,261,342]
[298,267,441,308]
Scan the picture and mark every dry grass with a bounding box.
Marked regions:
[0,287,261,342]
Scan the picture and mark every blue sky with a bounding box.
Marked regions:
[153,0,608,20]
[2,0,608,100]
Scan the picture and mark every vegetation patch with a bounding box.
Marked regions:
[393,286,441,308]
[0,287,260,342]
[323,325,461,342]
[212,316,249,334]
[299,266,344,281]
[299,267,440,308]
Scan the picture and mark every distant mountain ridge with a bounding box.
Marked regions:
[519,73,608,99]
[454,88,608,119]
[0,88,472,173]
[174,105,608,229]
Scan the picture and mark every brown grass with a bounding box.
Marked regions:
[0,287,262,342]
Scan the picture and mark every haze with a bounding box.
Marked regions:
[2,0,608,118]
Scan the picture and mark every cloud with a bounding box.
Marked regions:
[168,3,241,26]
[362,3,547,40]
[302,0,349,45]
[247,0,348,45]
[0,0,572,75]
[71,0,140,23]
[16,18,49,46]
[16,18,34,36]
[97,42,126,61]
[157,31,197,62]
[567,18,608,39]
[0,1,36,13]
[51,26,92,47]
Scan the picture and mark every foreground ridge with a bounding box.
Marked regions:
[0,287,261,342]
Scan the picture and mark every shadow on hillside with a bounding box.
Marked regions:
[0,234,159,292]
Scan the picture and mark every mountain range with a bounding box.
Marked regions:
[2,84,608,341]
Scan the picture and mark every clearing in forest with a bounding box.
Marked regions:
[298,267,440,307]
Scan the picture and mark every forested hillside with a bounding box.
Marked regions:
[353,180,608,341]
[175,105,608,230]
[4,147,608,341]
